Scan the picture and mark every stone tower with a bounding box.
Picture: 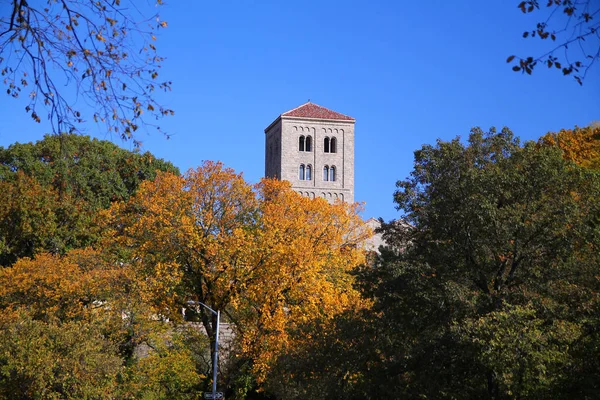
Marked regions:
[264,102,355,203]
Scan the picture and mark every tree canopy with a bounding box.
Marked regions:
[102,161,371,392]
[6,125,600,398]
[273,127,600,399]
[539,123,600,170]
[0,135,372,398]
[0,133,178,265]
[0,249,205,399]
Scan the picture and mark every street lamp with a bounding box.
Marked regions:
[188,301,220,399]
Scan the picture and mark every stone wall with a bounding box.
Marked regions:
[266,116,355,203]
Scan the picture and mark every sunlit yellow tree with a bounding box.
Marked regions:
[102,161,371,388]
[0,249,203,399]
[237,179,370,381]
[539,124,600,170]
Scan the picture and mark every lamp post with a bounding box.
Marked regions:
[190,301,220,399]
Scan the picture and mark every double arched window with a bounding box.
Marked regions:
[299,136,312,152]
[323,165,336,181]
[299,164,312,181]
[324,137,337,153]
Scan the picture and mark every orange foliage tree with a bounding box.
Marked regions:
[238,179,370,381]
[539,124,600,170]
[102,161,371,384]
[0,250,124,398]
[0,248,203,399]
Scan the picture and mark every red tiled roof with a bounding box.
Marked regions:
[281,102,354,121]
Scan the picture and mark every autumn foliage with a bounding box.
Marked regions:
[0,140,372,397]
[0,248,205,398]
[539,124,600,170]
[102,161,371,383]
[4,128,600,398]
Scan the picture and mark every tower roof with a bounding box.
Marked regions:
[281,102,355,121]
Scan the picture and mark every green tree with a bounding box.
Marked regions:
[0,134,178,265]
[0,0,173,140]
[387,128,600,398]
[0,172,60,265]
[0,133,179,208]
[273,128,600,399]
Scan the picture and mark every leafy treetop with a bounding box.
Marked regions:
[102,161,371,386]
[539,124,600,170]
[269,127,600,399]
[0,133,178,265]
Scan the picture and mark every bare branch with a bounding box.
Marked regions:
[0,0,173,142]
[510,0,600,84]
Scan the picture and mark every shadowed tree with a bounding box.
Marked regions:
[269,128,600,399]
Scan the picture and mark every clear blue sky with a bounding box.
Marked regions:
[0,1,598,222]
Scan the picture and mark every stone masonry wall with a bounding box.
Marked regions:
[278,117,355,203]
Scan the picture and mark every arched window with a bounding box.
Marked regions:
[299,136,305,152]
[324,137,330,153]
[299,164,305,180]
[306,164,312,181]
[323,165,329,181]
[306,136,312,152]
[330,166,336,182]
[330,137,337,153]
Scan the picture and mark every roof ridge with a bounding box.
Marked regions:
[281,101,312,116]
[280,102,354,121]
